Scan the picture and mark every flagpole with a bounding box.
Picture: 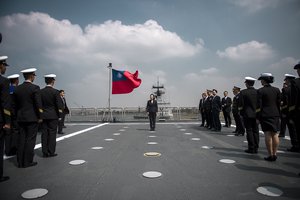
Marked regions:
[108,63,112,122]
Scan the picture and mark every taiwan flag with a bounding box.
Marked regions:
[112,69,142,94]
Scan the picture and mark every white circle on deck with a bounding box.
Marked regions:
[257,186,283,197]
[277,150,285,154]
[21,188,48,199]
[91,147,103,150]
[144,152,161,157]
[243,141,248,143]
[148,135,157,138]
[219,159,236,164]
[191,138,200,141]
[113,133,121,136]
[69,160,86,165]
[149,131,156,133]
[227,134,235,137]
[184,133,192,135]
[105,138,114,141]
[119,129,125,131]
[123,126,129,129]
[142,171,162,178]
[180,129,186,131]
[147,142,158,145]
[202,146,213,149]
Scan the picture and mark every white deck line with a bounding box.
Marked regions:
[3,123,109,160]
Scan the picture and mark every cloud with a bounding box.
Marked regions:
[0,12,204,107]
[216,41,274,62]
[228,0,280,13]
[0,12,203,66]
[269,57,298,70]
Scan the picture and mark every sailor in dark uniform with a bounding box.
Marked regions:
[40,74,63,157]
[239,77,259,154]
[221,91,232,127]
[257,73,281,161]
[0,56,11,182]
[199,92,207,127]
[211,89,222,131]
[281,74,298,152]
[58,90,69,134]
[4,74,19,156]
[146,94,158,131]
[290,62,300,155]
[14,68,43,168]
[232,86,245,136]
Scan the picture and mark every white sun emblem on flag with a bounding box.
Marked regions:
[117,73,123,78]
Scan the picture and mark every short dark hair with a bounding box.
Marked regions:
[45,78,54,85]
[246,80,255,86]
[59,90,65,93]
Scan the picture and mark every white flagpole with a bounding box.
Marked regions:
[108,63,112,122]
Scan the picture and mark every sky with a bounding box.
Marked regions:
[0,0,300,108]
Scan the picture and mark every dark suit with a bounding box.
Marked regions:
[290,78,300,149]
[41,86,63,156]
[14,81,43,167]
[212,95,222,131]
[239,87,259,151]
[58,96,69,134]
[204,96,213,128]
[221,96,232,127]
[257,84,281,132]
[0,75,11,178]
[146,100,158,130]
[199,98,206,126]
[232,93,245,135]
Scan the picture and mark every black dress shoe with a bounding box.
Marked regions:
[223,125,228,127]
[200,124,204,127]
[43,153,49,158]
[48,153,58,157]
[278,135,285,138]
[24,162,38,168]
[287,147,300,152]
[264,156,274,161]
[244,149,255,154]
[232,131,237,133]
[0,176,9,182]
[58,132,64,135]
[235,133,244,136]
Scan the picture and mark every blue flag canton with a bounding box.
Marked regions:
[112,69,127,81]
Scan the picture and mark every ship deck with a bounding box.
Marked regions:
[1,122,300,200]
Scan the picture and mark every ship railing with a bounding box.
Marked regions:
[65,107,202,122]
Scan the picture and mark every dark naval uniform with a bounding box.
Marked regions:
[14,81,43,168]
[232,92,245,135]
[290,77,300,150]
[239,86,259,153]
[222,96,232,127]
[41,86,63,157]
[281,84,298,151]
[257,85,281,132]
[4,79,18,156]
[0,74,11,181]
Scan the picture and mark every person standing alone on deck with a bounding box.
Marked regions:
[146,94,158,131]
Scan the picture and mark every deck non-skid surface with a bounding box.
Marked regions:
[1,123,300,200]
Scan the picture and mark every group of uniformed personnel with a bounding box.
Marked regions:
[0,55,67,183]
[199,62,300,165]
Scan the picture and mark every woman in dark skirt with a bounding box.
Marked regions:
[257,73,281,161]
[146,94,158,131]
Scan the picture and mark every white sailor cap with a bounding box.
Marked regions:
[294,61,300,69]
[44,74,56,78]
[7,74,20,79]
[245,76,256,81]
[0,56,9,66]
[284,74,296,80]
[21,68,37,74]
[258,72,273,80]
